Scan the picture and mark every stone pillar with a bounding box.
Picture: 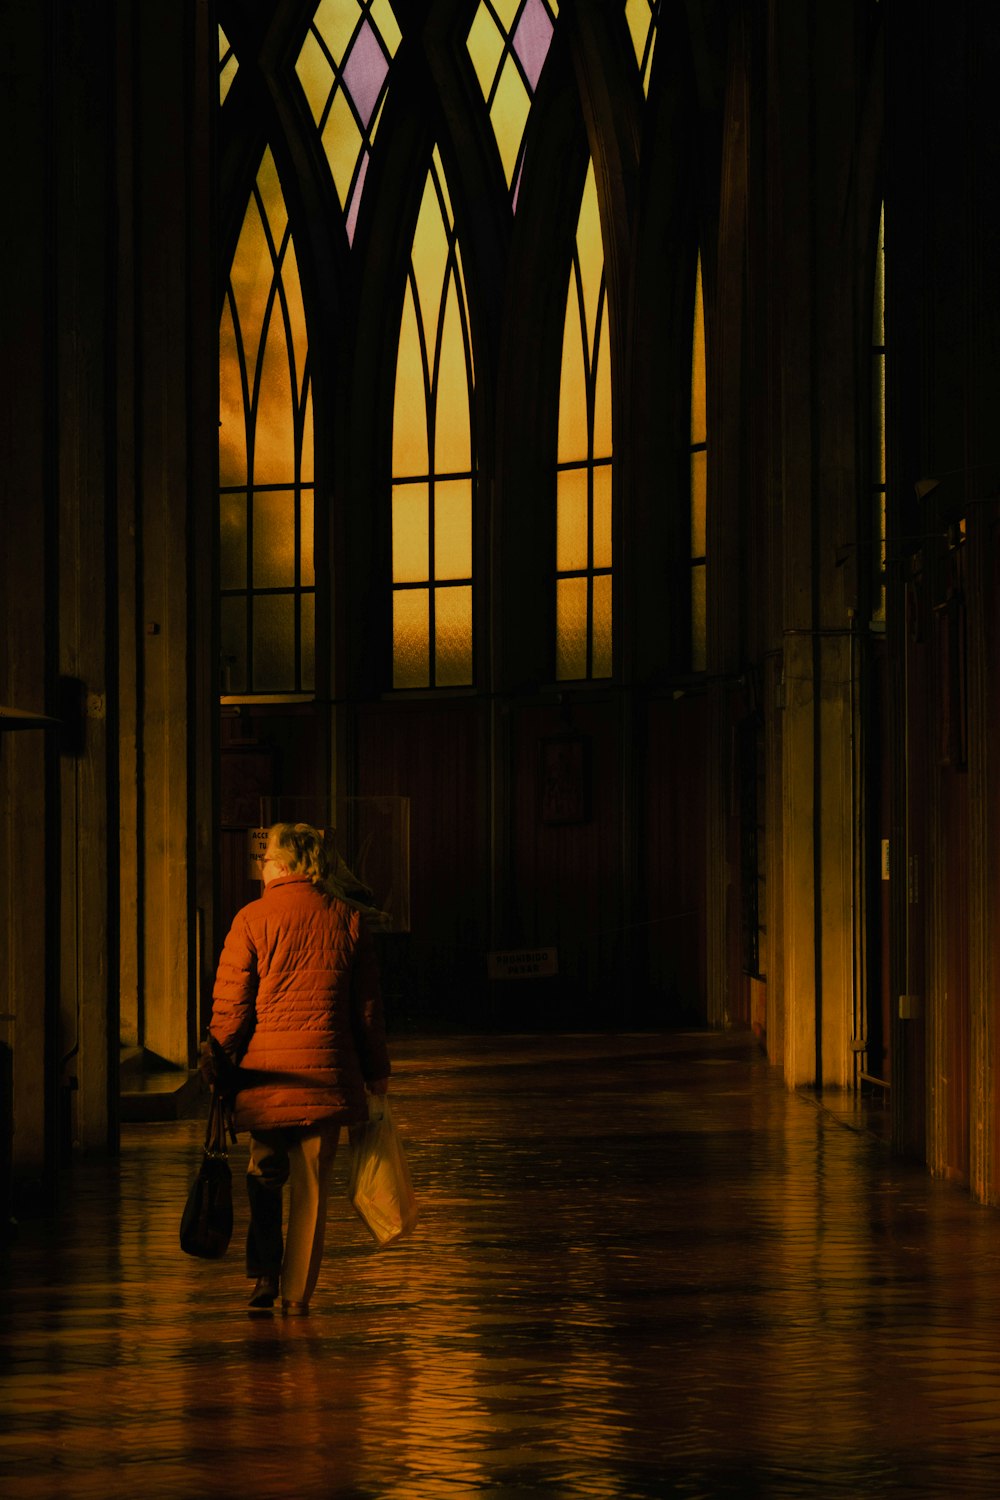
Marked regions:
[767,2,861,1088]
[124,3,217,1067]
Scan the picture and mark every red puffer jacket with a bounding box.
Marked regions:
[209,875,391,1135]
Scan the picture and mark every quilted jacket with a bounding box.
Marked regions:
[209,874,391,1134]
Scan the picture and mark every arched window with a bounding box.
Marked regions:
[555,161,612,682]
[391,148,476,689]
[690,251,707,672]
[219,147,315,697]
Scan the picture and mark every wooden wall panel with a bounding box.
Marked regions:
[645,695,708,1024]
[356,701,487,1023]
[506,700,623,1027]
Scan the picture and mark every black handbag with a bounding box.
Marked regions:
[180,1089,235,1259]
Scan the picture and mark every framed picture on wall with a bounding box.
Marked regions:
[539,733,589,825]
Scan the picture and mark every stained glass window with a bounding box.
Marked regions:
[391,148,475,689]
[296,0,401,243]
[466,0,558,209]
[556,161,612,681]
[219,149,315,696]
[624,0,660,96]
[872,203,886,626]
[690,252,707,672]
[219,26,238,106]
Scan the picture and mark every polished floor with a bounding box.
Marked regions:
[4,1030,1000,1498]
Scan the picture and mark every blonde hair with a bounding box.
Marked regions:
[265,822,333,889]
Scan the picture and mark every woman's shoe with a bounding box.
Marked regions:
[281,1300,309,1317]
[248,1275,280,1310]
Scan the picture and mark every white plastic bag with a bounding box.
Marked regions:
[348,1095,419,1246]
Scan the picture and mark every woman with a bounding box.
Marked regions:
[206,822,390,1316]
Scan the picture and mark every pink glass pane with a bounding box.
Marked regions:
[343,20,389,130]
[512,0,554,92]
[346,149,370,244]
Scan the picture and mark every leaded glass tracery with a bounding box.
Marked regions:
[219,148,315,696]
[624,0,659,96]
[556,161,612,681]
[296,0,401,243]
[219,25,238,105]
[466,0,559,208]
[391,148,476,689]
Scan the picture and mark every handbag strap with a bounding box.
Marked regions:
[204,1089,235,1156]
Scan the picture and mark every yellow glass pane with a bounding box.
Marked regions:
[558,278,587,463]
[311,0,360,71]
[691,254,707,445]
[577,164,603,354]
[282,237,308,399]
[593,464,612,570]
[369,91,388,146]
[219,493,246,590]
[392,483,429,583]
[455,244,475,390]
[490,57,531,187]
[393,589,429,688]
[301,592,315,692]
[434,273,471,474]
[435,585,473,685]
[322,85,363,210]
[253,492,296,588]
[434,479,472,580]
[412,171,449,322]
[393,283,428,476]
[690,449,707,557]
[253,593,296,691]
[253,307,295,484]
[593,297,612,457]
[301,490,315,585]
[492,0,522,29]
[218,24,230,64]
[219,296,247,486]
[557,469,588,573]
[370,0,401,55]
[256,148,288,242]
[592,573,612,678]
[556,577,588,681]
[625,0,649,70]
[467,5,503,100]
[220,55,238,106]
[228,193,269,387]
[301,382,314,483]
[432,146,454,223]
[691,563,706,673]
[295,27,333,127]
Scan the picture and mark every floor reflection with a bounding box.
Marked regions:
[3,1031,1000,1496]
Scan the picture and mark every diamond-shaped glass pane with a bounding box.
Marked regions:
[512,0,553,90]
[343,19,389,128]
